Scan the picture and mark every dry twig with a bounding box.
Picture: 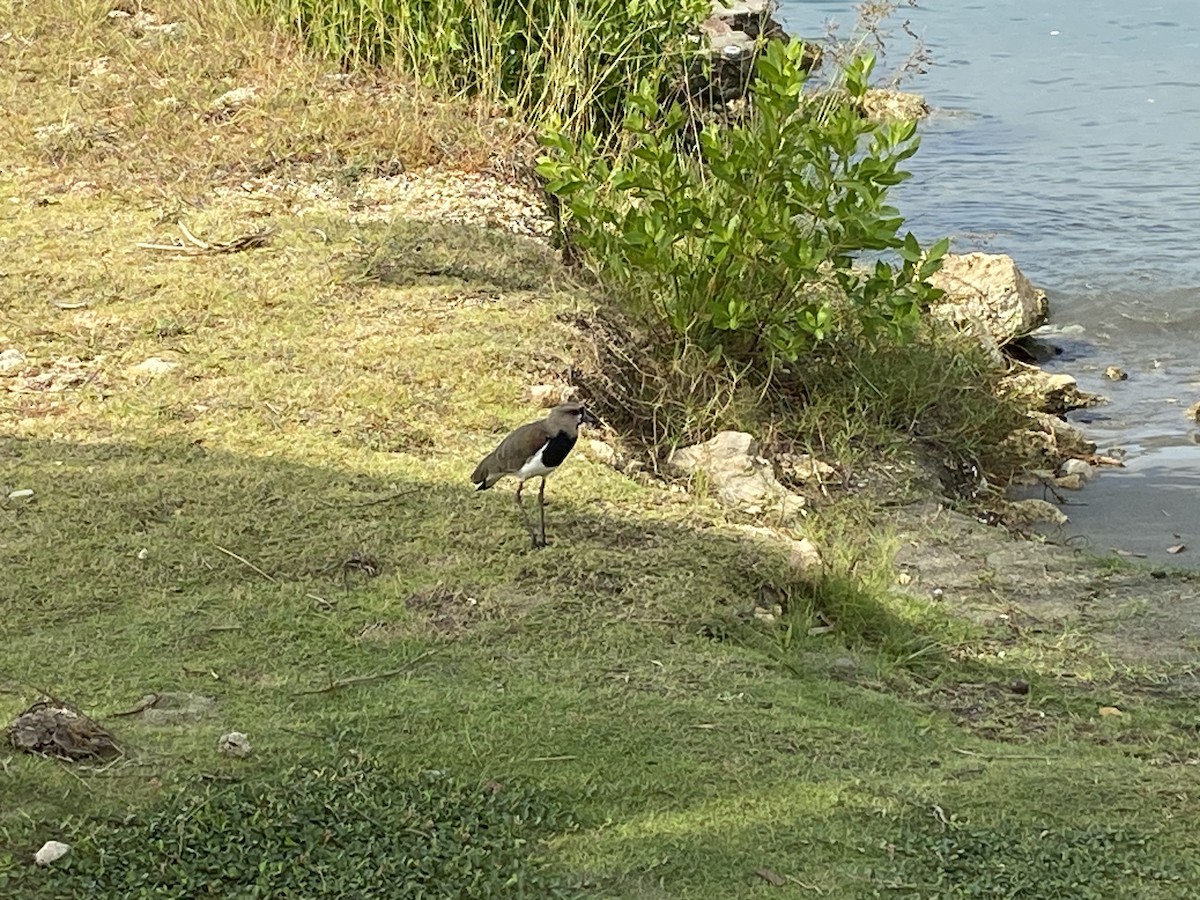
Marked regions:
[295,650,436,696]
[137,222,275,257]
[213,544,277,583]
[952,746,1056,762]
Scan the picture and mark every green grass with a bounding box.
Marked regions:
[5,2,1200,897]
[249,0,709,136]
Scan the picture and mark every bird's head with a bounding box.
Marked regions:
[552,402,600,429]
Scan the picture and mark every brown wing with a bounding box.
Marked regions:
[471,419,550,489]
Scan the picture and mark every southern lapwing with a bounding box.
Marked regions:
[471,402,600,547]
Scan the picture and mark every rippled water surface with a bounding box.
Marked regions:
[780,0,1200,562]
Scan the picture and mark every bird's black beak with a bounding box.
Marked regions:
[581,408,600,427]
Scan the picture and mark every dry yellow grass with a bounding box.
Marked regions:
[1,0,527,196]
[0,0,572,467]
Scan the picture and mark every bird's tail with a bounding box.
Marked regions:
[471,456,494,491]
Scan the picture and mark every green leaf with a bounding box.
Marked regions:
[927,236,951,261]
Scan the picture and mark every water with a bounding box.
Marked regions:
[779,0,1200,563]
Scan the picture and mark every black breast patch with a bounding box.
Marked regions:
[540,430,577,469]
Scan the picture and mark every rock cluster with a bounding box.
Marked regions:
[668,431,805,519]
[689,0,820,104]
[6,702,119,761]
[659,252,1102,534]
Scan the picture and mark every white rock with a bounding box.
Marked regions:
[211,86,257,111]
[8,488,34,500]
[778,452,835,482]
[1024,411,1098,461]
[929,253,1049,348]
[669,431,805,518]
[218,731,251,757]
[1001,498,1069,528]
[1003,365,1103,415]
[34,841,71,866]
[130,356,179,376]
[731,524,822,571]
[1058,458,1095,480]
[861,88,929,121]
[0,347,26,374]
[34,121,81,144]
[1055,473,1086,491]
[142,22,185,39]
[584,438,617,467]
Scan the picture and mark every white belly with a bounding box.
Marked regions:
[515,445,557,482]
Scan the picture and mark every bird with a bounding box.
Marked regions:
[471,402,600,547]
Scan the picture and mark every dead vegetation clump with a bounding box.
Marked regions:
[6,700,121,761]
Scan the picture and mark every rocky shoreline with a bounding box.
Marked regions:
[674,0,1107,531]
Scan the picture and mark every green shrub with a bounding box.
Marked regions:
[36,759,577,898]
[538,41,948,366]
[250,0,709,135]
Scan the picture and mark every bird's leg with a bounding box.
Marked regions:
[515,481,538,545]
[536,476,548,548]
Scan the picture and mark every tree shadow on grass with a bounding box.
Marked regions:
[0,432,1061,711]
[0,434,882,612]
[3,434,1143,896]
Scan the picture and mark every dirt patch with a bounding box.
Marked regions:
[889,499,1200,676]
[4,355,104,397]
[110,691,217,726]
[925,681,1052,742]
[404,585,487,636]
[356,585,489,640]
[211,170,552,238]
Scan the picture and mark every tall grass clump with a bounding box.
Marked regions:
[249,0,710,135]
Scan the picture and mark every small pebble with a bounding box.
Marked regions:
[0,347,26,374]
[218,731,251,757]
[130,356,179,377]
[34,841,71,866]
[1058,458,1094,481]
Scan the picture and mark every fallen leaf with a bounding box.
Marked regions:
[1167,544,1187,554]
[1098,706,1123,717]
[754,867,786,887]
[1112,549,1147,558]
